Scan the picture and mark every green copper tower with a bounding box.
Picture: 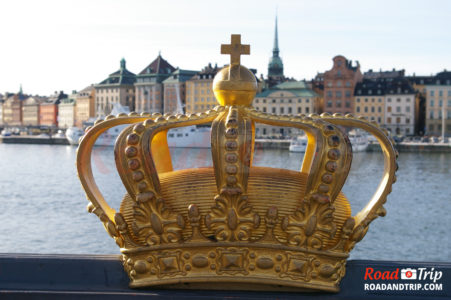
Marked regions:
[268,14,284,79]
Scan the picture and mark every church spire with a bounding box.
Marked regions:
[273,14,279,57]
[268,12,284,82]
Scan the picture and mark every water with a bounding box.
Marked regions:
[0,143,450,262]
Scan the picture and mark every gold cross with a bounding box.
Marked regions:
[221,34,250,66]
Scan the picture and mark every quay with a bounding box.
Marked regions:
[0,254,449,299]
[0,136,69,145]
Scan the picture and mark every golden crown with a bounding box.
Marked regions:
[77,34,398,292]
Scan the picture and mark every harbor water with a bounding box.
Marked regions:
[0,143,450,262]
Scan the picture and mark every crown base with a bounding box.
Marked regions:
[121,243,348,292]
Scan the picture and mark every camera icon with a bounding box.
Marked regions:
[401,268,417,280]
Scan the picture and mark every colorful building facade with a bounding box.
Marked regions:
[95,58,136,116]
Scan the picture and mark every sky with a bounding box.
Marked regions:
[0,0,450,96]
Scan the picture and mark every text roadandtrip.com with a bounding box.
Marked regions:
[363,267,443,291]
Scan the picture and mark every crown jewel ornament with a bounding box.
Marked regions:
[77,34,398,292]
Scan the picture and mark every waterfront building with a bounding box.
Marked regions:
[354,78,415,135]
[267,15,284,88]
[253,80,319,138]
[135,54,175,113]
[185,63,220,114]
[75,85,95,128]
[162,68,198,114]
[354,80,386,125]
[22,96,47,126]
[3,92,27,126]
[424,71,451,137]
[384,79,416,135]
[323,55,363,115]
[40,91,67,128]
[95,58,136,116]
[58,91,77,128]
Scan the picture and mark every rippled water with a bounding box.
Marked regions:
[0,143,450,262]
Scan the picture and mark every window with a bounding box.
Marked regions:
[288,107,292,114]
[288,99,292,103]
[406,118,410,124]
[345,101,351,108]
[378,107,382,113]
[337,100,342,107]
[263,99,266,103]
[337,70,342,77]
[272,99,276,103]
[280,107,284,114]
[365,98,368,102]
[439,90,443,97]
[406,106,410,113]
[388,98,392,102]
[396,107,401,113]
[298,99,302,103]
[387,117,391,124]
[345,91,351,98]
[327,91,332,98]
[378,98,382,103]
[371,107,375,113]
[430,100,434,107]
[364,107,368,113]
[263,107,267,112]
[305,107,310,113]
[396,98,401,102]
[336,91,342,98]
[387,106,392,112]
[378,117,381,123]
[356,106,360,113]
[357,98,360,103]
[430,90,435,96]
[256,99,259,104]
[346,81,351,87]
[439,100,443,107]
[298,107,302,113]
[396,117,401,124]
[430,111,434,119]
[263,128,267,135]
[306,99,310,103]
[327,101,332,107]
[272,107,276,113]
[337,81,342,87]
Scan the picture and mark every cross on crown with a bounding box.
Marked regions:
[221,34,250,66]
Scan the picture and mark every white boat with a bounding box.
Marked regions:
[348,129,369,152]
[289,135,308,152]
[66,127,85,145]
[66,101,211,147]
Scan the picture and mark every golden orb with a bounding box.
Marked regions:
[213,65,257,106]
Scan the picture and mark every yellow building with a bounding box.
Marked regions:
[425,72,451,136]
[185,64,220,114]
[75,85,96,128]
[354,80,385,124]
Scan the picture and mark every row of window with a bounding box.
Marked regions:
[326,81,352,87]
[428,124,451,131]
[258,107,310,114]
[386,117,410,124]
[429,99,451,107]
[326,91,352,98]
[326,100,351,108]
[429,111,451,119]
[255,98,311,104]
[429,90,451,97]
[187,97,215,103]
